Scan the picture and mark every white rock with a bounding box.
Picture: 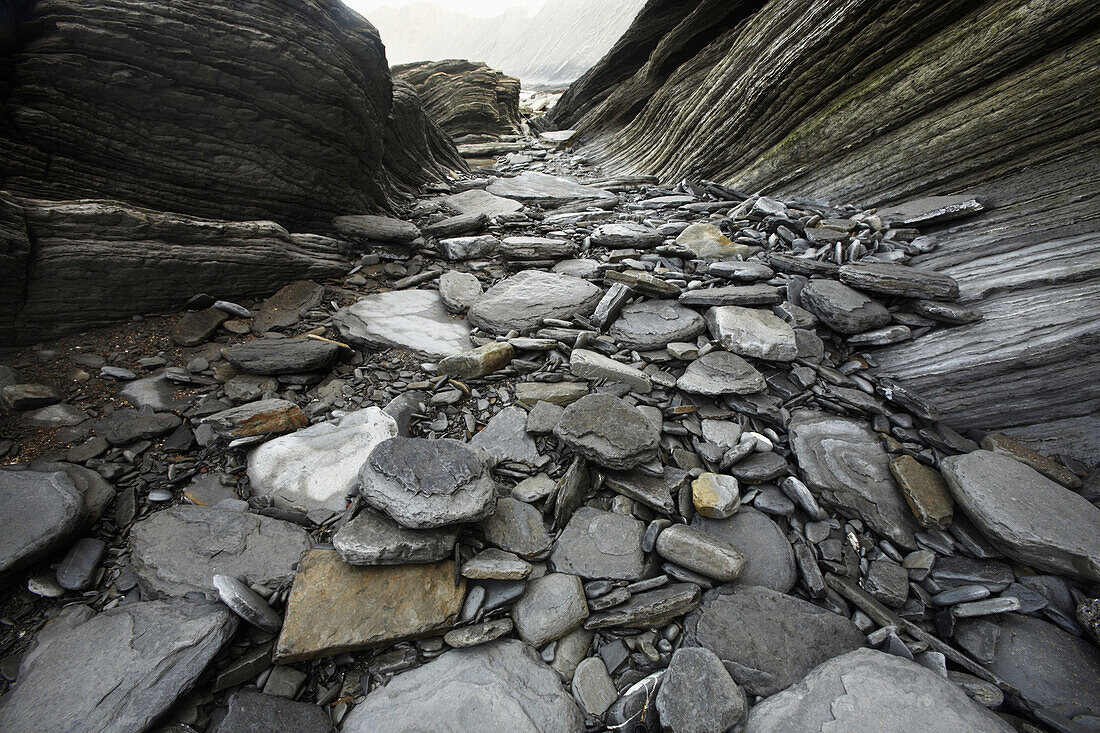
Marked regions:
[247,408,398,511]
[334,290,472,359]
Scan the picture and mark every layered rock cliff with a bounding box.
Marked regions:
[0,0,461,230]
[552,0,1100,460]
[0,0,466,344]
[393,60,522,141]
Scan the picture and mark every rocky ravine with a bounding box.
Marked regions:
[0,130,1097,732]
[0,0,465,345]
[548,0,1100,461]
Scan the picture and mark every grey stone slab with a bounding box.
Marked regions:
[789,410,918,550]
[442,189,524,217]
[468,270,603,335]
[554,394,660,470]
[438,270,482,313]
[480,497,552,558]
[334,289,472,359]
[676,350,766,395]
[608,300,705,350]
[215,690,331,733]
[705,306,797,361]
[224,339,340,375]
[684,584,866,696]
[801,279,892,335]
[334,507,459,565]
[486,171,614,208]
[656,647,746,733]
[0,600,236,733]
[342,640,584,733]
[471,406,542,466]
[744,648,1012,732]
[130,505,311,598]
[550,507,645,581]
[512,573,589,647]
[940,450,1100,582]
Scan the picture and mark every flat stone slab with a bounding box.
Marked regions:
[224,338,340,375]
[333,214,420,243]
[554,394,660,470]
[591,222,663,249]
[248,407,398,512]
[486,171,614,208]
[940,450,1100,581]
[801,279,891,335]
[438,270,482,313]
[333,507,459,565]
[0,600,236,733]
[442,189,525,217]
[684,584,866,696]
[467,270,603,335]
[334,289,472,359]
[470,406,542,465]
[603,466,686,515]
[608,300,705,350]
[744,648,1013,733]
[789,410,918,550]
[585,583,701,630]
[480,497,552,558]
[0,463,113,576]
[960,614,1100,725]
[342,640,584,733]
[252,280,325,333]
[568,348,652,393]
[359,437,498,528]
[130,505,311,598]
[692,506,796,593]
[676,350,766,395]
[550,507,645,580]
[657,647,746,733]
[875,195,985,227]
[679,283,781,307]
[215,690,331,733]
[275,550,464,663]
[840,261,960,301]
[705,306,798,361]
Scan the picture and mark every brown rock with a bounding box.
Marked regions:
[201,399,309,439]
[980,433,1082,489]
[275,550,465,663]
[889,455,954,530]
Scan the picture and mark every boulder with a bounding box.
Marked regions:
[683,584,866,696]
[341,640,584,732]
[939,451,1100,581]
[468,270,603,335]
[744,648,1013,732]
[0,600,236,732]
[358,437,498,528]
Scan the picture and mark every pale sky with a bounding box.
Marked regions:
[344,0,545,18]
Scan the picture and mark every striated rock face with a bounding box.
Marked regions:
[384,79,469,187]
[553,0,1100,459]
[0,0,460,229]
[0,198,347,343]
[393,60,521,140]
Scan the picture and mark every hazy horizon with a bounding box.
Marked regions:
[344,0,545,18]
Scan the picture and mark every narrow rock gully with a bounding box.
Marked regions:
[2,110,1099,733]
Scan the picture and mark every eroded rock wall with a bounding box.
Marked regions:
[553,0,1100,460]
[394,60,522,140]
[0,0,459,230]
[4,198,348,343]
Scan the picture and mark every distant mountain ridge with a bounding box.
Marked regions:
[363,0,645,85]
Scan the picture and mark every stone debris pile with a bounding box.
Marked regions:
[1,132,1097,733]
